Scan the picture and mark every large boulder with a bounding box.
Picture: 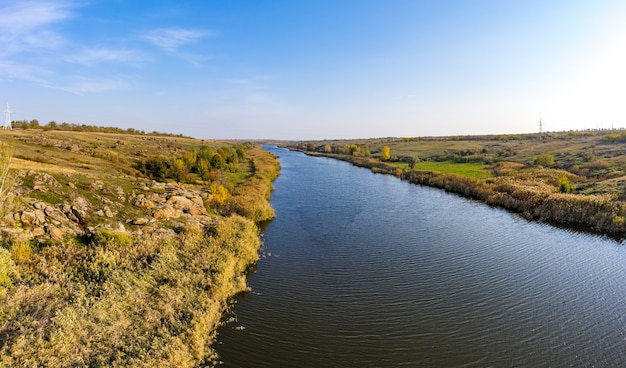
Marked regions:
[20,211,39,227]
[34,210,46,224]
[153,207,181,219]
[166,195,195,210]
[44,206,67,224]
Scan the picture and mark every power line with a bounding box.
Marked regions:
[2,103,12,130]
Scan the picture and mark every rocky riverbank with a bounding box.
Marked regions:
[0,130,279,367]
[2,170,217,242]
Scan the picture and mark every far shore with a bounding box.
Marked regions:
[284,132,626,236]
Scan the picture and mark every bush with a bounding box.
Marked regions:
[0,248,14,298]
[10,240,32,266]
[559,176,572,193]
[534,153,555,167]
[223,194,275,222]
[0,143,13,216]
[209,182,230,205]
[93,229,134,248]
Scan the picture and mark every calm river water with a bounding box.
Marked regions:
[216,146,626,367]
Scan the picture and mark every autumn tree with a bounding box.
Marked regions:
[381,146,391,161]
[172,159,189,182]
[346,144,360,156]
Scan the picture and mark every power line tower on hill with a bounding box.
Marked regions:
[538,119,544,134]
[3,103,12,130]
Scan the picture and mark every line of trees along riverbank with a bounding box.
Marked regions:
[295,150,626,235]
[0,129,280,367]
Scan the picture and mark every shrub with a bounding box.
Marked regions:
[533,153,555,167]
[93,229,134,248]
[209,182,230,205]
[223,194,275,222]
[10,240,32,265]
[142,156,170,179]
[559,176,572,193]
[0,143,13,216]
[0,248,14,298]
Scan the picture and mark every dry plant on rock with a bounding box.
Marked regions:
[0,142,14,216]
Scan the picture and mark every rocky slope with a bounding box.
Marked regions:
[2,169,218,242]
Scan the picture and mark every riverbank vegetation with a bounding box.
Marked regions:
[0,129,279,366]
[288,130,626,234]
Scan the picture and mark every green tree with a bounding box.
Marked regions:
[235,147,246,160]
[199,146,214,162]
[172,158,189,182]
[381,146,391,161]
[196,158,211,181]
[408,156,419,169]
[182,149,197,166]
[143,156,170,179]
[211,153,225,169]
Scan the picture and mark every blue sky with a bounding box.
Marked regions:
[1,0,625,140]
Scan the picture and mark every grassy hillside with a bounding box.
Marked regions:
[0,129,279,367]
[289,130,626,234]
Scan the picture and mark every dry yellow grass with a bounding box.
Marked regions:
[0,128,280,367]
[11,157,80,174]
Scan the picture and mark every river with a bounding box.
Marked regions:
[215,146,626,367]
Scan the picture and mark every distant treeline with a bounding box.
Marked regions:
[10,119,187,137]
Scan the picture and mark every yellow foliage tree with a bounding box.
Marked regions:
[381,145,391,161]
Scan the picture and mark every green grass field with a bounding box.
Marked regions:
[394,161,492,179]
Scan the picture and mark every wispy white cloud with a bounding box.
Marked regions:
[0,0,74,54]
[0,60,51,83]
[0,2,140,94]
[47,76,132,94]
[65,48,149,66]
[0,0,73,32]
[140,28,212,51]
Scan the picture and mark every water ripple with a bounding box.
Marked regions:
[217,147,626,368]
